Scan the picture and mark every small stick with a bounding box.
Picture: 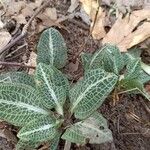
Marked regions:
[0,0,51,56]
[64,141,71,150]
[140,98,150,114]
[0,61,35,69]
[68,19,89,30]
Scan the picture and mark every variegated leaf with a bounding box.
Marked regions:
[62,112,113,144]
[87,47,104,70]
[70,68,118,119]
[0,83,49,126]
[141,62,150,75]
[86,44,124,75]
[35,63,68,115]
[122,50,150,95]
[124,58,141,80]
[36,63,69,90]
[49,133,61,150]
[139,69,150,84]
[16,140,39,150]
[0,72,35,87]
[18,116,61,142]
[80,52,93,71]
[37,28,68,69]
[128,48,142,58]
[101,45,124,75]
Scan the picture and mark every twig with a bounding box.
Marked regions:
[6,44,27,58]
[0,0,51,56]
[64,141,71,150]
[140,98,150,114]
[68,19,89,30]
[0,61,35,69]
[121,132,141,135]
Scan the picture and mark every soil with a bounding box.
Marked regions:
[0,0,150,150]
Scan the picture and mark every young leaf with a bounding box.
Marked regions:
[0,83,49,126]
[86,44,124,75]
[37,28,68,69]
[18,116,61,142]
[35,63,68,115]
[0,72,35,87]
[16,140,39,150]
[62,112,113,144]
[70,68,118,119]
[101,44,124,75]
[124,58,141,80]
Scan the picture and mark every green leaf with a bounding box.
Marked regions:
[36,63,69,90]
[62,125,86,144]
[49,133,61,150]
[122,53,130,66]
[139,69,150,84]
[86,47,104,70]
[124,58,141,80]
[0,72,35,87]
[141,62,150,75]
[0,83,49,126]
[35,63,68,115]
[86,44,124,74]
[80,52,93,70]
[37,28,68,69]
[122,48,141,66]
[62,112,113,144]
[120,79,150,101]
[120,79,144,91]
[16,140,39,150]
[128,48,142,58]
[18,116,61,142]
[102,44,124,75]
[70,68,118,119]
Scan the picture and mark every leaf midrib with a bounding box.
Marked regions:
[0,99,49,115]
[49,29,54,65]
[19,124,55,136]
[39,65,63,115]
[89,45,107,68]
[71,74,113,112]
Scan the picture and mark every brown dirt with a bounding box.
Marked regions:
[0,0,150,150]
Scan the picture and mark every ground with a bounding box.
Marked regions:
[0,0,150,150]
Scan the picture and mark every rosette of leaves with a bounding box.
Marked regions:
[0,28,118,150]
[81,45,150,101]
